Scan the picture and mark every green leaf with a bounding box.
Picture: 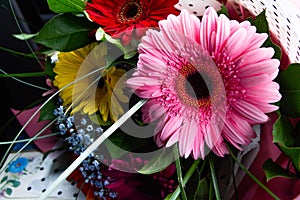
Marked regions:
[89,113,113,126]
[138,147,175,174]
[248,10,282,60]
[164,194,181,200]
[95,27,137,59]
[13,33,37,40]
[35,14,97,52]
[272,111,295,147]
[166,159,202,200]
[39,99,56,121]
[7,180,21,188]
[47,0,85,13]
[45,58,56,80]
[185,162,209,200]
[294,122,300,146]
[105,129,148,159]
[263,158,295,181]
[279,145,300,172]
[194,178,209,200]
[277,63,300,117]
[217,4,229,17]
[1,176,8,184]
[6,188,12,196]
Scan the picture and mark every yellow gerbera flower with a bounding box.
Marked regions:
[53,42,128,122]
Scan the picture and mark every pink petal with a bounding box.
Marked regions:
[211,140,228,156]
[126,77,162,89]
[239,74,269,88]
[246,82,282,103]
[238,59,279,80]
[192,127,205,159]
[160,115,182,142]
[233,100,269,123]
[223,28,248,57]
[200,7,218,52]
[204,123,222,150]
[245,98,279,113]
[235,47,275,66]
[166,128,180,147]
[215,14,230,53]
[178,121,197,158]
[180,9,201,43]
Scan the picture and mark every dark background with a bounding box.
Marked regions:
[0,0,55,164]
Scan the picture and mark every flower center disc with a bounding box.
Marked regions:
[176,64,212,108]
[118,1,142,22]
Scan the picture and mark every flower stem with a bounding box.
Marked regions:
[209,156,221,200]
[174,147,187,200]
[227,145,280,200]
[0,72,46,78]
[167,159,201,200]
[0,132,59,145]
[0,46,37,58]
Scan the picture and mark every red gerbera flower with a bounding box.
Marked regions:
[85,0,179,45]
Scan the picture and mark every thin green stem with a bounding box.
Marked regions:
[227,145,280,200]
[231,157,239,200]
[167,159,203,200]
[0,46,37,58]
[0,119,57,174]
[174,148,188,200]
[0,65,104,168]
[0,69,48,90]
[0,132,59,145]
[209,156,221,200]
[209,174,213,200]
[0,72,46,78]
[8,0,44,68]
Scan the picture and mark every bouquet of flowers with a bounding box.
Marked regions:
[1,0,299,199]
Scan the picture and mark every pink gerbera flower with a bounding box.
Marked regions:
[127,8,281,159]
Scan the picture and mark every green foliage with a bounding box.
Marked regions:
[47,0,85,13]
[277,63,300,117]
[95,27,137,59]
[272,110,300,173]
[35,14,97,52]
[13,33,37,40]
[279,146,300,172]
[45,58,56,80]
[248,10,282,60]
[89,113,113,127]
[273,111,295,146]
[263,158,295,181]
[139,147,176,175]
[105,129,149,159]
[39,99,57,121]
[217,4,229,17]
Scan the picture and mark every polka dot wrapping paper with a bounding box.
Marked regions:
[0,149,85,199]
